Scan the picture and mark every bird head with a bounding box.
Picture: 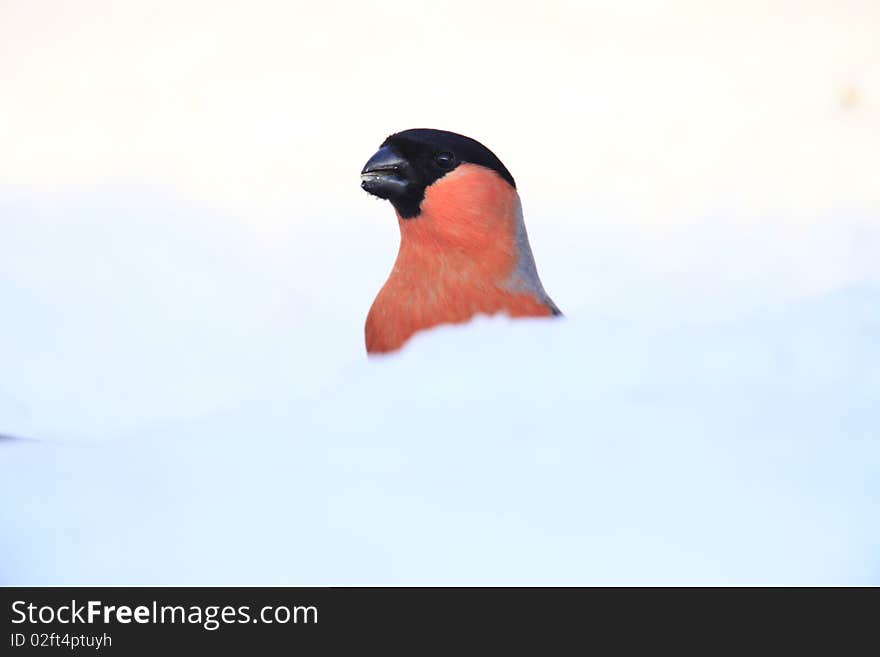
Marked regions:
[359,128,559,354]
[360,129,519,246]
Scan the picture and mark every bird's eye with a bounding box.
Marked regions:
[434,152,455,169]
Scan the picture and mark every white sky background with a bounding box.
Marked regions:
[2,1,879,313]
[2,0,878,217]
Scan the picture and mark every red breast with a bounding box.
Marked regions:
[361,129,559,354]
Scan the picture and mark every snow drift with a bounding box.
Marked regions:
[1,269,878,583]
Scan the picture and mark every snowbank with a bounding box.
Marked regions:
[1,286,878,584]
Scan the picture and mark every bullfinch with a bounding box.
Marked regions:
[360,128,560,354]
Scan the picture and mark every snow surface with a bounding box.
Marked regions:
[1,195,879,585]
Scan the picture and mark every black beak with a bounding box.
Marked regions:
[360,145,413,200]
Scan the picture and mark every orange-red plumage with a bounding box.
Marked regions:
[365,164,554,354]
